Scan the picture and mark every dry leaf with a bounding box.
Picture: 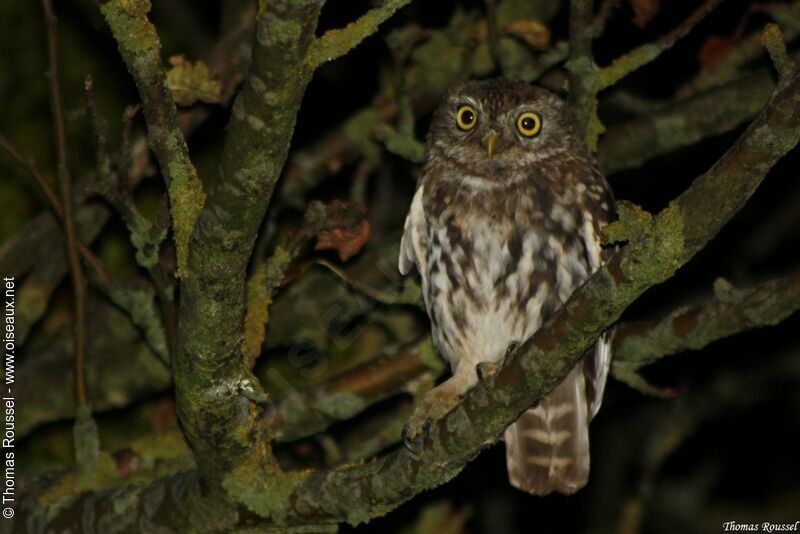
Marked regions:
[698,35,738,68]
[630,0,660,29]
[166,54,222,106]
[503,20,551,51]
[314,200,371,262]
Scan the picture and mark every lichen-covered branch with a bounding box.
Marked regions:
[613,271,800,372]
[268,349,430,442]
[173,0,325,489]
[597,0,724,90]
[306,0,414,69]
[598,68,775,173]
[566,0,600,147]
[98,0,205,274]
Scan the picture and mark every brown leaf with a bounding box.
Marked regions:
[630,0,660,28]
[503,20,551,51]
[313,200,371,262]
[316,219,371,262]
[698,35,739,68]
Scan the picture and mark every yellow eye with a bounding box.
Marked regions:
[516,112,542,137]
[456,105,478,131]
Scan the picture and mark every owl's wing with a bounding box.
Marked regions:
[399,184,427,276]
[580,180,616,420]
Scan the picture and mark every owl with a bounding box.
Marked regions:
[398,78,615,495]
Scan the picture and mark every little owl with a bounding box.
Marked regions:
[399,78,615,495]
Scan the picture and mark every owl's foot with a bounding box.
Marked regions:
[476,342,518,388]
[403,383,463,456]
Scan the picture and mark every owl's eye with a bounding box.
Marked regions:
[516,112,542,137]
[456,105,478,131]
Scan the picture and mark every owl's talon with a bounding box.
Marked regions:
[402,419,429,457]
[504,341,520,361]
[476,361,501,388]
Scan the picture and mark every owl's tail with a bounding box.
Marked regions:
[504,361,590,495]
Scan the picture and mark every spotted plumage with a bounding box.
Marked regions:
[399,78,615,495]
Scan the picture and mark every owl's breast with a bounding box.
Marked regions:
[420,173,596,369]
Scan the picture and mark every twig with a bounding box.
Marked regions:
[306,0,414,69]
[762,23,793,79]
[0,134,63,219]
[0,133,113,288]
[592,0,619,38]
[598,0,725,90]
[42,0,88,407]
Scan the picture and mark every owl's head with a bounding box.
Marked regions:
[426,79,584,177]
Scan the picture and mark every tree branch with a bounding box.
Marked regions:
[173,0,325,489]
[598,68,775,174]
[98,0,205,275]
[597,0,724,90]
[42,0,89,407]
[613,271,800,372]
[306,0,414,69]
[268,349,430,443]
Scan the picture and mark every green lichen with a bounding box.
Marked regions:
[110,286,169,362]
[167,160,205,276]
[17,283,47,324]
[318,391,366,419]
[128,216,167,269]
[761,23,792,78]
[223,449,311,522]
[306,0,413,68]
[100,0,160,59]
[73,405,100,472]
[602,200,653,244]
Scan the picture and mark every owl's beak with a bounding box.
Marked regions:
[483,130,499,159]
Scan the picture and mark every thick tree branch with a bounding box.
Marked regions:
[172,0,327,494]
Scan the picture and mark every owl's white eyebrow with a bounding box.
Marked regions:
[453,96,481,110]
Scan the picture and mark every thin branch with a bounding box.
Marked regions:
[762,23,793,79]
[0,133,63,219]
[613,271,800,372]
[598,68,775,174]
[597,0,724,90]
[592,0,619,37]
[98,0,205,275]
[0,133,113,288]
[306,0,414,69]
[42,0,88,407]
[267,349,431,442]
[566,0,599,145]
